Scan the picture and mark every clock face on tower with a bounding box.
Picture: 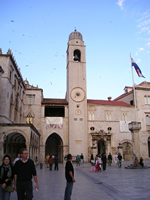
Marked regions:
[71,87,85,102]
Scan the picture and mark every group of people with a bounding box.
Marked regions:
[134,156,144,167]
[90,153,112,172]
[0,148,39,200]
[1,150,145,200]
[0,150,75,200]
[76,153,84,166]
[45,154,59,171]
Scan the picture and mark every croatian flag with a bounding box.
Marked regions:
[131,58,145,78]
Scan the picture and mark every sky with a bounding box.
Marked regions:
[0,0,149,100]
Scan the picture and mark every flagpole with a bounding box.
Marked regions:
[130,54,138,123]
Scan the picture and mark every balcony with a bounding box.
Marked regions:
[129,121,141,132]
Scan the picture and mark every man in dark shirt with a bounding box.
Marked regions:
[64,154,75,200]
[14,148,39,200]
[54,154,59,171]
[117,153,122,168]
[102,153,107,170]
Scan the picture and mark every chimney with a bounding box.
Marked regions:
[108,97,112,101]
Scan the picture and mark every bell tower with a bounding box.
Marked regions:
[66,30,88,161]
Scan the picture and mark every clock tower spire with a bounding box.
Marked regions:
[66,30,88,161]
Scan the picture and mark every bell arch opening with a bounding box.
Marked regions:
[73,49,81,62]
[45,133,63,162]
[3,132,26,161]
[98,139,106,154]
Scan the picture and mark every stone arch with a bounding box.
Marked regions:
[120,139,132,145]
[45,132,63,163]
[120,139,133,161]
[5,129,30,143]
[43,131,64,145]
[3,131,27,161]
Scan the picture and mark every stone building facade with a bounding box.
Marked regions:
[0,31,150,163]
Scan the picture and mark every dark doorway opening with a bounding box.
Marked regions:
[98,139,105,154]
[45,133,63,162]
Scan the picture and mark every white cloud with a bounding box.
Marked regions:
[116,0,125,10]
[146,42,150,46]
[137,11,150,35]
[138,48,144,51]
[135,48,144,56]
[141,26,149,32]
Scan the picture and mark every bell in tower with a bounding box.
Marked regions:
[73,49,81,62]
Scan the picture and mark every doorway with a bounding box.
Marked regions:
[98,139,105,154]
[45,133,63,162]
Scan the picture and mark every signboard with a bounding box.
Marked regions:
[120,121,131,132]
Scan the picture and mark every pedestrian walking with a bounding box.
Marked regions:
[64,154,75,200]
[40,163,43,169]
[95,156,101,172]
[0,155,14,200]
[108,153,112,166]
[35,156,38,164]
[54,155,59,171]
[80,153,84,165]
[89,160,96,172]
[90,153,94,162]
[76,155,80,166]
[102,153,107,170]
[14,148,39,200]
[117,153,122,168]
[48,155,54,171]
[45,154,50,168]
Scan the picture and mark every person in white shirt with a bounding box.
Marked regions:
[13,154,21,165]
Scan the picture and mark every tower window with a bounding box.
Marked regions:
[73,49,81,62]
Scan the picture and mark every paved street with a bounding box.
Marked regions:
[11,160,150,200]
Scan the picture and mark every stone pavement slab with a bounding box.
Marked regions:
[10,160,150,200]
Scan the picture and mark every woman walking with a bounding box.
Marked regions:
[0,155,14,200]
